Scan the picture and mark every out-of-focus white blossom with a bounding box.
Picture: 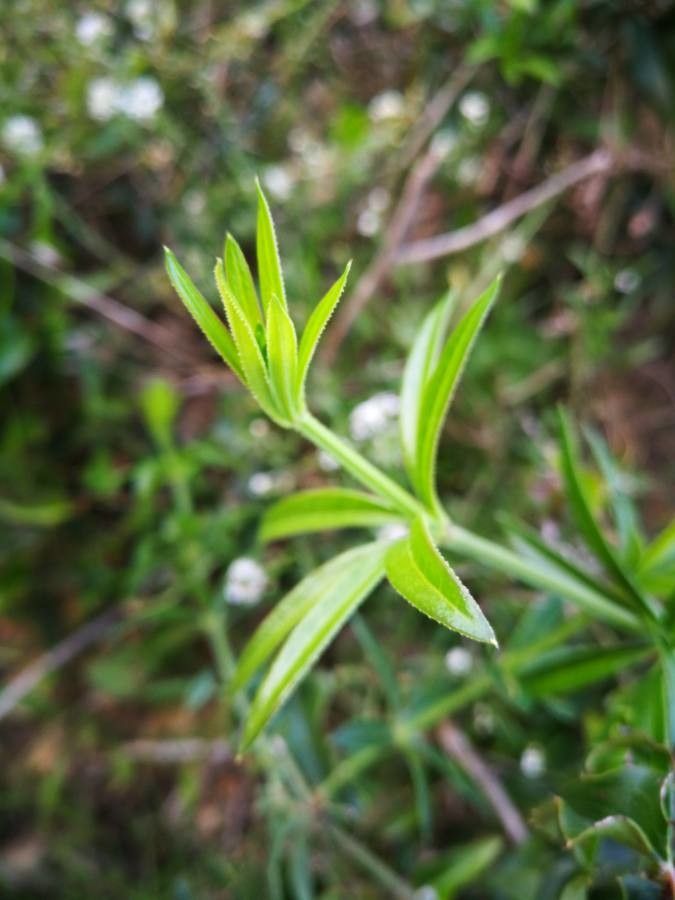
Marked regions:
[349,392,400,441]
[520,745,545,778]
[457,156,480,187]
[500,234,526,263]
[87,77,123,121]
[459,91,490,127]
[87,76,163,122]
[357,208,381,237]
[413,887,439,900]
[430,129,457,157]
[126,0,156,40]
[185,190,206,217]
[473,703,495,736]
[445,646,474,676]
[224,557,268,606]
[75,11,113,46]
[317,450,340,472]
[248,470,293,497]
[30,241,61,267]
[614,268,640,294]
[2,116,43,156]
[249,418,270,439]
[376,522,408,543]
[240,10,268,39]
[263,164,295,201]
[367,186,390,213]
[124,77,164,121]
[350,0,378,26]
[368,90,404,122]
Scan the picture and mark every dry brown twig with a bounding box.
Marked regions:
[437,720,529,846]
[0,606,124,723]
[394,148,614,266]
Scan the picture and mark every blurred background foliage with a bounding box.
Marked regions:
[1,1,674,897]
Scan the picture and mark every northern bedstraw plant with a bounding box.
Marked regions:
[165,185,674,885]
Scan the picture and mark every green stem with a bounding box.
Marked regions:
[296,412,425,520]
[326,823,417,900]
[445,524,641,633]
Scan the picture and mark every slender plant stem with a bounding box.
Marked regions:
[296,412,426,520]
[326,823,417,899]
[444,524,640,632]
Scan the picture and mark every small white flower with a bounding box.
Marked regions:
[357,208,381,237]
[126,0,155,40]
[224,557,267,606]
[30,241,60,267]
[87,77,123,121]
[614,268,640,294]
[430,129,457,157]
[520,745,545,778]
[317,449,340,472]
[248,471,276,497]
[123,77,164,121]
[263,164,295,201]
[249,418,270,439]
[459,91,490,127]
[368,90,404,122]
[240,10,268,39]
[445,646,474,676]
[349,392,400,442]
[414,888,438,900]
[457,156,480,187]
[185,191,206,216]
[473,703,495,736]
[500,234,525,263]
[288,128,313,155]
[350,0,378,26]
[75,11,112,46]
[2,116,43,156]
[367,186,390,213]
[376,522,408,543]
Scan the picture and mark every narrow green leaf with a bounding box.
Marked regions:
[520,642,651,697]
[296,261,351,398]
[569,815,658,861]
[501,514,627,610]
[164,247,243,380]
[385,518,496,644]
[232,546,380,693]
[266,293,299,419]
[415,276,501,509]
[660,646,675,751]
[557,410,651,616]
[224,232,262,327]
[256,179,286,314]
[400,291,455,488]
[639,517,675,594]
[241,541,388,748]
[260,488,399,542]
[214,260,278,419]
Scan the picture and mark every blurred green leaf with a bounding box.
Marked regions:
[521,642,651,697]
[140,377,180,446]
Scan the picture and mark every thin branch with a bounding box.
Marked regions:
[0,239,193,363]
[437,721,529,846]
[395,148,614,266]
[0,606,123,723]
[121,737,232,764]
[321,138,451,364]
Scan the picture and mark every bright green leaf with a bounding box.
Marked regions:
[400,291,455,489]
[385,518,496,644]
[296,261,351,398]
[164,247,243,380]
[570,814,658,861]
[224,233,262,328]
[214,260,279,420]
[241,541,388,749]
[260,488,400,542]
[266,293,299,419]
[256,179,286,314]
[415,276,501,509]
